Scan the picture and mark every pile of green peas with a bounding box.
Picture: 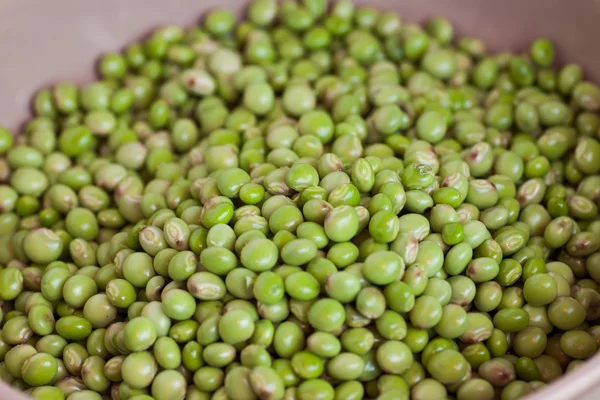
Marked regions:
[2,0,600,399]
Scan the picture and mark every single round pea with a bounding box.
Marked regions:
[325,272,361,303]
[493,308,530,333]
[435,304,468,339]
[240,238,279,272]
[124,317,157,352]
[409,295,443,329]
[30,386,66,400]
[523,273,557,306]
[460,312,494,344]
[162,289,197,320]
[531,38,555,67]
[122,351,158,389]
[285,271,320,301]
[297,379,334,400]
[23,228,63,264]
[65,207,99,241]
[560,330,596,359]
[218,309,255,344]
[548,297,586,330]
[426,349,470,385]
[308,299,345,332]
[281,239,318,266]
[456,378,495,400]
[20,352,58,387]
[363,251,405,285]
[324,205,359,242]
[409,377,447,400]
[244,82,274,115]
[63,274,98,308]
[376,340,414,375]
[0,267,24,301]
[368,211,399,244]
[355,286,387,318]
[150,369,187,400]
[55,316,92,341]
[249,366,285,400]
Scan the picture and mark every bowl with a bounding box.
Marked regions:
[1,0,600,399]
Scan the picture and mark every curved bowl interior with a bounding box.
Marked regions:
[1,0,600,399]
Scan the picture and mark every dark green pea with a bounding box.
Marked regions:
[459,344,490,372]
[401,164,434,190]
[514,356,543,383]
[485,327,509,358]
[441,222,464,245]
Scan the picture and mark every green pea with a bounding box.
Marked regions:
[548,297,586,330]
[492,308,530,333]
[162,289,197,320]
[281,239,318,266]
[272,321,304,359]
[307,299,345,333]
[0,267,24,301]
[55,316,92,341]
[363,251,405,285]
[409,295,442,329]
[21,353,58,387]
